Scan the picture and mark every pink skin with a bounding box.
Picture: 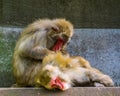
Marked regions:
[52,38,64,51]
[50,77,64,90]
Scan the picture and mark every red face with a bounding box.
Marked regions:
[50,77,64,90]
[39,64,71,90]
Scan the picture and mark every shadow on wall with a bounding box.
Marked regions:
[0,27,120,87]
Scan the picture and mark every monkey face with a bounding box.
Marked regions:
[47,19,74,52]
[36,64,71,90]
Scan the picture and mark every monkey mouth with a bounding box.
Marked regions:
[51,38,65,52]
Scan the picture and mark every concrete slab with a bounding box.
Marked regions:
[0,87,120,96]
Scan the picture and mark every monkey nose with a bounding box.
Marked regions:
[50,77,64,90]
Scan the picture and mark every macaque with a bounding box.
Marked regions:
[35,52,114,90]
[12,19,74,86]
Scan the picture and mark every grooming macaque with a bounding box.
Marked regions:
[12,19,74,86]
[36,52,114,90]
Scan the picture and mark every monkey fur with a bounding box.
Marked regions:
[35,52,114,90]
[12,19,74,86]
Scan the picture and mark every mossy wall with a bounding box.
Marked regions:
[0,27,21,87]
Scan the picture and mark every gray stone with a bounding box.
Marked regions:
[0,87,120,96]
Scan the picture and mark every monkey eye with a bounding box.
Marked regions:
[57,76,66,83]
[59,78,65,82]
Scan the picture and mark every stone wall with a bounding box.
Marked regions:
[0,27,120,87]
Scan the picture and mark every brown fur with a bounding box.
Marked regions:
[36,52,114,90]
[12,19,74,86]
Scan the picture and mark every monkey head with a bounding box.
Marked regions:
[35,52,74,90]
[36,64,71,90]
[47,19,74,52]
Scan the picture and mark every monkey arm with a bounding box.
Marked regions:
[30,47,54,59]
[19,46,54,60]
[69,68,114,87]
[60,49,69,56]
[87,68,114,87]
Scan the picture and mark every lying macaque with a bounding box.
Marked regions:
[35,52,114,90]
[12,19,74,86]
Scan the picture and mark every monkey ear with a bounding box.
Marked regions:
[52,26,59,32]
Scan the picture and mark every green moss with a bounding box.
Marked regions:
[0,27,20,87]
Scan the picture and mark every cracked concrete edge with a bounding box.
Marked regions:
[0,87,120,96]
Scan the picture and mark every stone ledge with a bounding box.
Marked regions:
[0,87,120,96]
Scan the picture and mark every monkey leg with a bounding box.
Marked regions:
[88,68,114,87]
